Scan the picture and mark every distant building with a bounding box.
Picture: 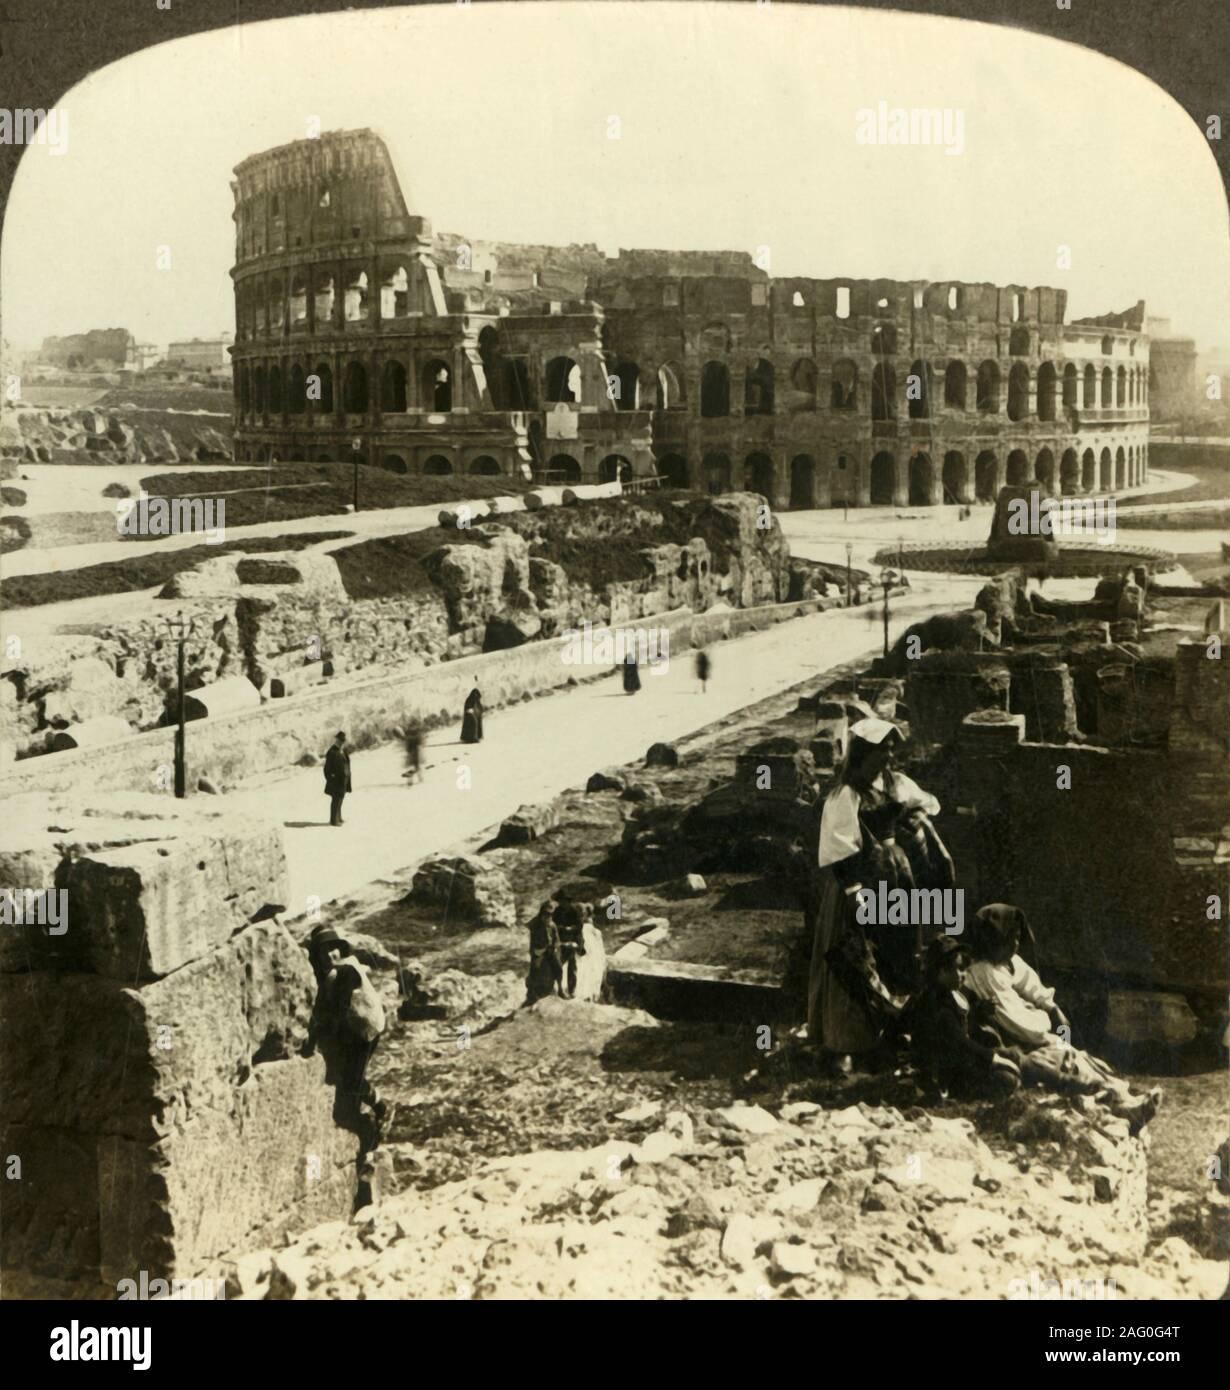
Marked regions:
[1146,317,1198,421]
[37,327,133,371]
[166,335,233,370]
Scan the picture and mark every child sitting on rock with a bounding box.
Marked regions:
[963,903,1162,1133]
[907,935,1021,1099]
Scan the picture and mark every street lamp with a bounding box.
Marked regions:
[166,610,193,798]
[880,567,895,657]
[845,542,853,608]
[351,435,363,512]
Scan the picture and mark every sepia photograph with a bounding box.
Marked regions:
[0,0,1227,1335]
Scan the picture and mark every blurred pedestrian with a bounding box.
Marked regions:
[402,720,425,782]
[695,648,711,693]
[460,687,484,743]
[622,651,641,695]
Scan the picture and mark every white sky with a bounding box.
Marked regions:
[2,1,1227,349]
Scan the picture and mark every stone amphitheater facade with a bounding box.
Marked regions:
[231,129,1151,509]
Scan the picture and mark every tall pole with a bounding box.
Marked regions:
[174,635,186,799]
[352,436,362,513]
[882,573,891,656]
[845,543,853,608]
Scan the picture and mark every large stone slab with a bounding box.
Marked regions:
[0,793,289,978]
[98,1054,359,1284]
[408,853,516,929]
[0,921,314,1139]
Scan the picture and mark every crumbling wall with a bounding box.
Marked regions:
[0,794,357,1294]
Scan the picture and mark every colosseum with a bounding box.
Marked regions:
[231,129,1151,508]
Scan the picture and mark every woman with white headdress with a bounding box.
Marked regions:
[805,716,941,1072]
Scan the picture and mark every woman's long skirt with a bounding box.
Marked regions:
[460,707,482,743]
[805,868,884,1054]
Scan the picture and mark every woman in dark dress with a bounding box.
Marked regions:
[460,687,484,743]
[622,652,641,694]
[805,717,942,1072]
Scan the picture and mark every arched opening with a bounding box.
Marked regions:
[1081,449,1096,492]
[252,365,266,414]
[975,451,999,502]
[744,452,774,499]
[976,360,1000,413]
[544,454,581,484]
[789,359,817,412]
[422,360,452,412]
[744,358,774,416]
[1099,448,1112,490]
[290,275,308,326]
[657,362,685,410]
[269,276,285,334]
[264,362,283,411]
[343,360,369,414]
[1060,449,1079,496]
[1116,366,1126,408]
[501,358,533,409]
[610,360,639,411]
[238,365,250,413]
[1009,326,1030,356]
[314,272,335,327]
[870,451,896,505]
[830,359,857,409]
[1101,335,1113,356]
[1114,447,1126,489]
[702,451,732,495]
[1062,363,1078,409]
[944,360,966,410]
[1007,363,1030,421]
[344,268,369,323]
[599,454,633,484]
[381,265,410,319]
[942,451,967,503]
[1034,447,1055,491]
[1006,449,1029,485]
[381,360,407,414]
[907,360,931,420]
[700,361,730,417]
[288,363,306,414]
[1036,362,1057,421]
[1101,366,1113,409]
[381,454,408,475]
[469,455,501,476]
[871,323,898,354]
[311,362,334,414]
[789,454,815,508]
[658,453,688,488]
[1083,364,1096,409]
[545,356,581,404]
[871,362,895,420]
[908,452,933,505]
[423,455,453,476]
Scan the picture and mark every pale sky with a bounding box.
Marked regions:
[2,2,1227,349]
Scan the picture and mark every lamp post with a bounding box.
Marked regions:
[845,542,853,608]
[167,611,192,798]
[351,435,363,512]
[880,567,894,657]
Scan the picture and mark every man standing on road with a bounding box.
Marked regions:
[324,730,352,826]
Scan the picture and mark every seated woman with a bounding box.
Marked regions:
[806,717,943,1072]
[907,935,1021,1099]
[963,903,1162,1131]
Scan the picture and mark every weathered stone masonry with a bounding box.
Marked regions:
[231,128,1151,507]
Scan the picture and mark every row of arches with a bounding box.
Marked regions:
[237,358,453,417]
[236,263,418,340]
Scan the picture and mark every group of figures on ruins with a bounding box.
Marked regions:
[804,717,1161,1129]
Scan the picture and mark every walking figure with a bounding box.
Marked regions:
[622,651,641,695]
[402,720,425,782]
[323,730,352,827]
[695,648,711,693]
[460,687,484,743]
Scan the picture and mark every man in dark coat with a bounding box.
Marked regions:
[324,731,352,826]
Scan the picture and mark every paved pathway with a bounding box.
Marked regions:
[223,583,980,912]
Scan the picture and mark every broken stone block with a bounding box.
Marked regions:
[0,921,315,1139]
[49,715,134,751]
[671,872,706,897]
[645,742,679,768]
[711,1104,778,1136]
[495,800,560,846]
[906,655,1012,745]
[408,853,516,930]
[57,812,289,980]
